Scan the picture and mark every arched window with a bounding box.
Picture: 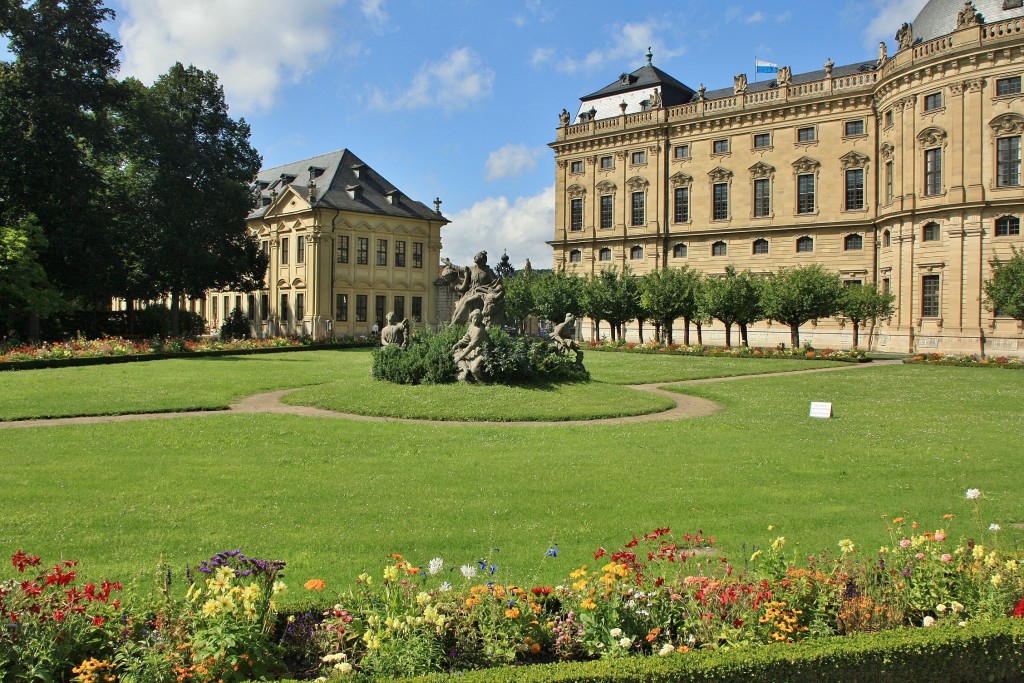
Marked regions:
[673,243,687,258]
[630,245,644,260]
[844,234,863,251]
[796,236,814,253]
[996,216,1021,236]
[569,249,582,263]
[752,238,769,255]
[882,229,891,247]
[712,241,727,257]
[922,222,940,242]
[598,247,612,261]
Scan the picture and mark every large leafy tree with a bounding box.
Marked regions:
[838,282,894,349]
[581,267,640,341]
[700,266,764,348]
[120,64,266,334]
[502,270,534,334]
[639,266,701,345]
[984,246,1024,323]
[532,269,582,326]
[0,0,123,308]
[0,215,62,335]
[761,264,843,348]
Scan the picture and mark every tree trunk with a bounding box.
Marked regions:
[740,323,749,347]
[637,318,644,344]
[790,325,800,349]
[170,288,181,337]
[723,321,732,348]
[126,297,136,336]
[696,321,703,346]
[593,320,600,342]
[852,321,860,349]
[682,318,690,346]
[28,311,40,342]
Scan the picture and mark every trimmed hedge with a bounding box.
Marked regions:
[358,619,1024,683]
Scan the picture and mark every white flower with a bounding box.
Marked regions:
[618,636,633,648]
[951,601,964,613]
[334,662,353,674]
[438,581,452,593]
[923,616,936,627]
[460,564,477,580]
[428,557,444,575]
[989,523,1001,532]
[936,603,947,613]
[609,628,623,638]
[658,642,674,656]
[966,488,981,500]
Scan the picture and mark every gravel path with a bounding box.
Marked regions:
[0,360,902,429]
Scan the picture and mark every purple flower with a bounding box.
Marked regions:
[546,547,559,558]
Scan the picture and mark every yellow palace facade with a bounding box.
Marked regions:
[550,0,1024,355]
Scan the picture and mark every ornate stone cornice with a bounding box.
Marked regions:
[596,180,617,193]
[917,126,948,148]
[669,172,693,187]
[840,151,870,170]
[989,113,1024,135]
[708,167,733,182]
[893,94,917,112]
[567,184,587,199]
[556,160,568,169]
[748,161,775,178]
[792,156,821,174]
[626,176,650,191]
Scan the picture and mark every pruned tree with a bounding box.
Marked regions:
[700,265,764,347]
[640,266,701,345]
[984,246,1024,323]
[761,264,843,348]
[838,282,894,348]
[532,269,583,326]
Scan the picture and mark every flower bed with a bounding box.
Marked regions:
[3,492,1021,682]
[904,353,1024,368]
[586,340,868,362]
[0,336,373,370]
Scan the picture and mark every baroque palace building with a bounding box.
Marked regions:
[550,0,1024,355]
[205,149,447,339]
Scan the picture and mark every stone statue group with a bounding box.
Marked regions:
[380,250,583,382]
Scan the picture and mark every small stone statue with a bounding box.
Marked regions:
[559,108,570,126]
[452,309,489,382]
[878,41,888,65]
[523,259,533,276]
[957,1,980,28]
[697,83,706,101]
[896,22,913,51]
[650,88,663,108]
[552,312,584,366]
[380,312,407,349]
[776,66,792,87]
[824,58,834,77]
[734,73,748,95]
[442,251,506,327]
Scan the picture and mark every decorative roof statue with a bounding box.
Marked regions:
[442,251,507,327]
[452,309,489,382]
[559,108,570,126]
[650,87,663,108]
[878,41,887,66]
[523,258,533,276]
[734,73,748,95]
[776,66,792,87]
[896,22,913,51]
[824,57,834,77]
[698,83,707,101]
[957,0,981,28]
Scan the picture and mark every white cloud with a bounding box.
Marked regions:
[116,0,344,112]
[442,186,555,269]
[863,0,928,48]
[555,20,685,75]
[746,11,765,24]
[485,144,545,181]
[370,47,494,112]
[530,47,555,67]
[361,0,388,24]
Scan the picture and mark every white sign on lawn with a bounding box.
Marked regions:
[809,402,833,418]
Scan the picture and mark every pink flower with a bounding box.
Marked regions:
[941,553,953,563]
[899,539,911,548]
[915,553,926,560]
[934,532,946,541]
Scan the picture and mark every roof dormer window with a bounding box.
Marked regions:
[308,165,325,179]
[619,73,632,86]
[279,173,296,185]
[385,190,400,205]
[351,163,366,179]
[346,184,362,200]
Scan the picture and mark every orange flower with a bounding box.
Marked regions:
[943,514,954,519]
[892,517,904,523]
[303,579,325,591]
[529,643,541,655]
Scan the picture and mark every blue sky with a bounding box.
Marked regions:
[101,0,929,267]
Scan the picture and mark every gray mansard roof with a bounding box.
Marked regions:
[911,0,1024,44]
[248,149,445,223]
[582,62,697,107]
[699,60,878,101]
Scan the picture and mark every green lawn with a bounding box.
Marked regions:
[583,351,837,384]
[0,354,1020,605]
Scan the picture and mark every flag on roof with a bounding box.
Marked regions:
[755,59,778,74]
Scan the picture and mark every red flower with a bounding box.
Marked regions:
[92,616,105,627]
[594,547,606,560]
[11,550,41,573]
[1013,599,1024,618]
[52,609,65,622]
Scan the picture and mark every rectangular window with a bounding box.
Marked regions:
[337,235,349,263]
[295,293,304,321]
[247,294,255,320]
[631,150,646,165]
[997,137,1021,187]
[885,161,894,203]
[235,295,242,313]
[395,240,406,267]
[280,236,289,264]
[600,195,613,229]
[753,133,771,149]
[844,120,865,137]
[570,160,584,173]
[797,127,815,142]
[997,76,1022,96]
[356,294,368,322]
[713,182,729,220]
[413,241,423,268]
[797,174,815,213]
[357,237,369,265]
[375,295,386,325]
[631,191,645,226]
[843,279,863,288]
[411,296,423,322]
[296,235,305,263]
[260,294,269,321]
[222,295,228,320]
[674,187,689,223]
[882,278,890,295]
[600,155,613,169]
[712,139,730,154]
[280,293,289,322]
[884,109,893,127]
[924,148,942,196]
[674,144,689,159]
[570,198,583,231]
[753,178,771,218]
[921,274,940,317]
[924,91,942,111]
[336,293,348,322]
[393,295,405,321]
[845,169,865,210]
[261,240,269,257]
[923,223,941,241]
[376,239,388,266]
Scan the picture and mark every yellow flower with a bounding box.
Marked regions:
[383,565,399,582]
[416,591,431,606]
[202,599,219,616]
[580,598,597,610]
[992,574,1003,587]
[838,539,855,554]
[572,579,588,591]
[750,550,762,562]
[771,537,786,551]
[569,565,588,579]
[242,584,260,602]
[504,606,521,619]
